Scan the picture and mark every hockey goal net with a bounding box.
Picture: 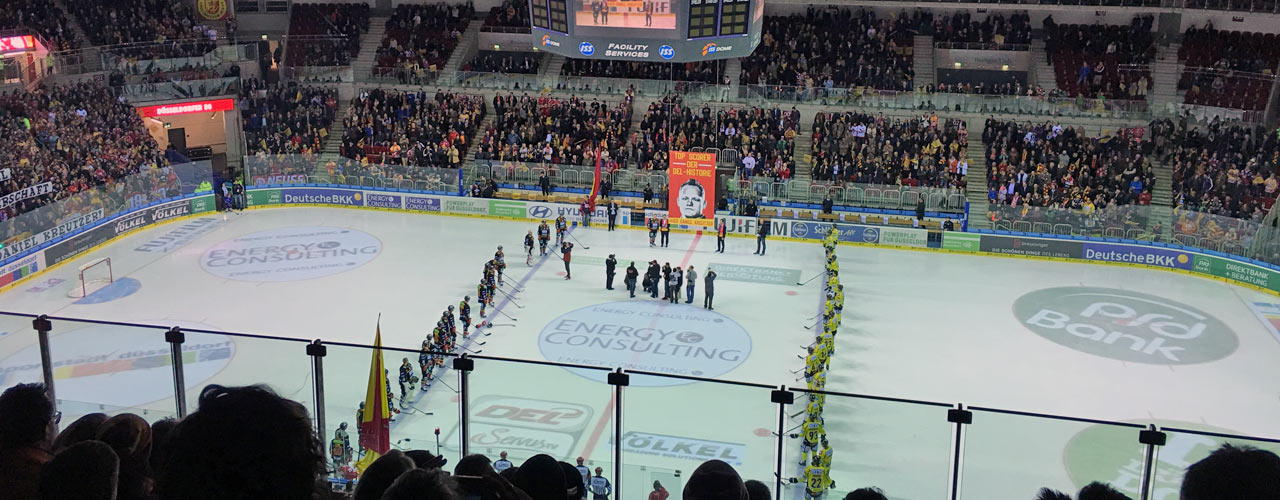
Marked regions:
[67,257,113,298]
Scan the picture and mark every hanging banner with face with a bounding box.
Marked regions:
[667,150,716,227]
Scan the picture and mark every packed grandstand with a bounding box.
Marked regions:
[0,1,1279,499]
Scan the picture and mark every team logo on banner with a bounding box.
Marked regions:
[198,0,227,20]
[667,151,716,227]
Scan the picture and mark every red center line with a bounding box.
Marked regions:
[578,231,704,462]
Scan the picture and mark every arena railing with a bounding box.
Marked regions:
[727,178,967,214]
[739,86,1155,120]
[465,161,671,195]
[5,311,1277,500]
[244,154,460,193]
[119,76,240,101]
[986,202,1280,265]
[932,41,1031,51]
[0,161,214,264]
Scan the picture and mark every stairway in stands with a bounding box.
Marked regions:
[351,15,389,82]
[440,21,482,83]
[1150,42,1183,114]
[912,36,934,90]
[963,133,989,228]
[1149,159,1175,240]
[316,104,350,181]
[1030,39,1059,93]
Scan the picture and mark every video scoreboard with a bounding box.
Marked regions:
[529,0,762,62]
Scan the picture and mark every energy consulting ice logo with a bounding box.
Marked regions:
[658,45,675,59]
[538,301,751,386]
[579,42,595,56]
[201,226,382,282]
[1013,287,1237,364]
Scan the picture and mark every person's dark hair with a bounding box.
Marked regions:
[1181,443,1280,500]
[744,480,771,500]
[454,454,494,477]
[157,385,323,500]
[843,488,887,500]
[558,461,582,500]
[1078,482,1131,500]
[96,413,154,500]
[381,468,462,500]
[149,418,179,477]
[0,383,54,448]
[1034,488,1072,500]
[40,440,120,500]
[683,460,746,500]
[405,449,448,470]
[355,450,416,500]
[511,454,565,500]
[680,179,704,197]
[52,413,107,453]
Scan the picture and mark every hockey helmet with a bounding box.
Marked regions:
[448,305,455,311]
[464,295,470,301]
[340,422,348,430]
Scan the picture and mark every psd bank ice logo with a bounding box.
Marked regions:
[579,42,595,56]
[541,35,561,47]
[201,226,382,282]
[658,45,675,59]
[1014,287,1236,364]
[528,205,554,219]
[539,301,751,386]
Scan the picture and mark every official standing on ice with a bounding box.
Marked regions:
[755,219,769,255]
[607,201,619,231]
[590,466,612,500]
[493,451,514,472]
[684,266,696,304]
[605,254,617,290]
[625,262,638,297]
[561,241,574,280]
[703,267,716,310]
[716,219,727,253]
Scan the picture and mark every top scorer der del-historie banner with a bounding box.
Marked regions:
[667,151,716,227]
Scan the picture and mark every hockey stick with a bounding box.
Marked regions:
[569,232,590,249]
[497,309,519,321]
[496,288,526,308]
[795,272,824,286]
[785,422,805,433]
[462,345,483,354]
[487,323,516,327]
[789,409,806,419]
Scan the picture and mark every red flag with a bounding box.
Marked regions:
[586,147,602,212]
[358,322,391,454]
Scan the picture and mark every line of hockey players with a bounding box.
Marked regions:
[790,226,843,500]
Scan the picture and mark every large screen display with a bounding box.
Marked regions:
[530,0,761,62]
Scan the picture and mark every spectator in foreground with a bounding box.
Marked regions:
[1181,444,1280,500]
[355,450,417,500]
[1077,482,1132,500]
[50,412,107,453]
[744,480,771,500]
[157,385,324,500]
[649,480,669,500]
[40,440,119,500]
[512,453,566,500]
[381,468,463,500]
[0,383,56,500]
[683,459,747,500]
[845,487,888,500]
[96,413,154,500]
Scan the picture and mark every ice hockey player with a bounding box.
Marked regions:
[419,339,434,389]
[525,231,535,265]
[459,296,473,334]
[477,281,490,318]
[647,216,659,247]
[556,215,568,245]
[331,422,352,466]
[398,358,414,405]
[538,220,552,256]
[798,414,824,465]
[444,305,457,337]
[494,246,506,285]
[800,455,829,500]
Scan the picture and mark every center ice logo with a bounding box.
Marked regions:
[538,301,751,386]
[201,226,382,282]
[1013,287,1236,364]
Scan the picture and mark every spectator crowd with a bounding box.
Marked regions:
[340,88,486,169]
[810,111,968,190]
[933,11,1032,48]
[483,0,531,30]
[1178,25,1280,111]
[983,118,1155,210]
[0,3,78,52]
[2,381,1278,500]
[1042,15,1155,100]
[561,59,726,85]
[373,3,472,82]
[0,83,171,225]
[634,94,799,175]
[474,93,631,168]
[463,51,541,75]
[241,80,339,157]
[1156,118,1280,222]
[286,3,370,67]
[740,8,915,91]
[66,0,217,59]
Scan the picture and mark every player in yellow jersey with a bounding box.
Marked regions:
[797,415,823,465]
[800,456,828,500]
[819,438,835,490]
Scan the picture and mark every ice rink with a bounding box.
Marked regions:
[0,206,1277,500]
